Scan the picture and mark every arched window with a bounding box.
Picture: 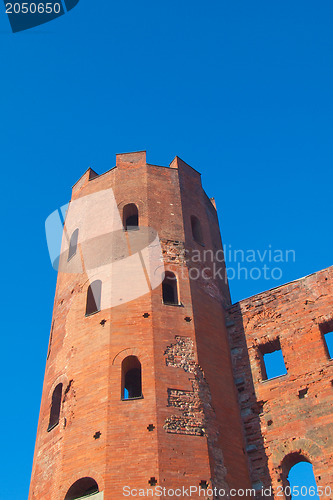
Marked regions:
[47,383,62,431]
[191,215,203,245]
[64,477,99,500]
[282,453,319,499]
[123,203,139,230]
[85,280,102,316]
[162,272,179,305]
[122,356,142,400]
[68,228,79,261]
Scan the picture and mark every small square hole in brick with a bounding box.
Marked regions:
[143,313,150,318]
[267,419,273,426]
[148,477,157,486]
[100,319,107,326]
[298,388,308,399]
[147,424,155,432]
[199,480,209,490]
[93,431,101,439]
[256,401,264,414]
[184,317,192,322]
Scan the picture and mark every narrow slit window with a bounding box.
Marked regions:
[122,356,142,400]
[47,321,54,360]
[123,203,139,231]
[191,215,203,245]
[162,272,179,305]
[85,280,102,316]
[259,338,287,380]
[48,383,62,431]
[68,228,79,261]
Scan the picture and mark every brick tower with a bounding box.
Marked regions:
[29,151,251,499]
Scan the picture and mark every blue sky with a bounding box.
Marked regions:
[0,1,332,498]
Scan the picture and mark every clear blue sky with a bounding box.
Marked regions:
[0,1,332,498]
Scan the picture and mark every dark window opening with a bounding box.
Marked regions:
[124,369,141,399]
[48,383,62,432]
[199,481,209,490]
[64,477,99,500]
[123,203,139,231]
[85,280,102,316]
[162,272,179,305]
[122,356,142,400]
[320,320,333,359]
[68,228,79,261]
[191,215,203,245]
[258,338,287,381]
[148,477,157,486]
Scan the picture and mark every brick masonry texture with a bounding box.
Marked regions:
[163,335,208,437]
[29,151,333,500]
[163,335,230,494]
[227,266,333,498]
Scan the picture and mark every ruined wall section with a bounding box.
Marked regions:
[163,336,230,494]
[227,266,333,498]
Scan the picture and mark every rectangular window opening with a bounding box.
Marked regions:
[320,320,333,360]
[259,338,287,381]
[324,331,333,359]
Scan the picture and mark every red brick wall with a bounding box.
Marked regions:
[227,266,333,498]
